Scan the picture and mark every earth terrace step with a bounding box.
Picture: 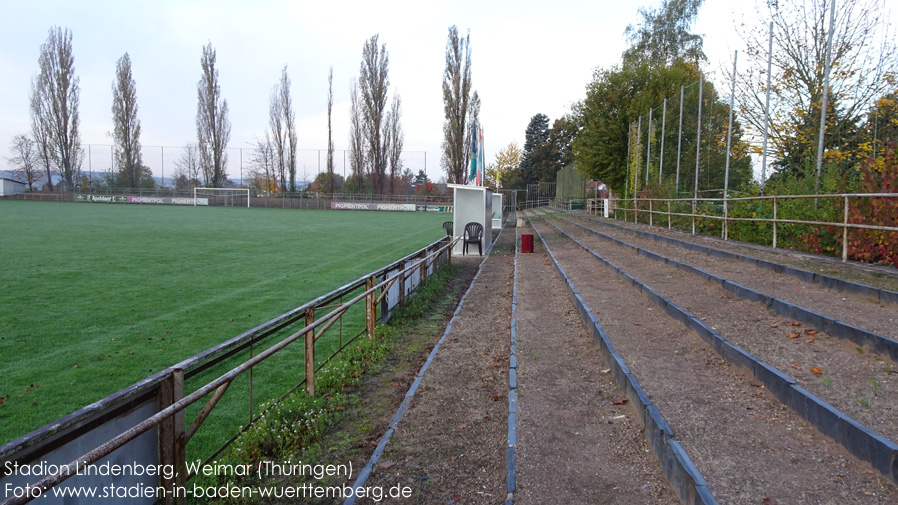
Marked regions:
[554,214,898,364]
[528,215,718,505]
[537,215,898,487]
[344,229,508,505]
[565,210,898,306]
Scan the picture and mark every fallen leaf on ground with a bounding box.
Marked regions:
[791,322,803,326]
[791,362,801,370]
[611,399,629,406]
[390,382,400,387]
[458,424,468,429]
[805,337,817,343]
[788,332,800,339]
[810,367,823,375]
[805,329,818,335]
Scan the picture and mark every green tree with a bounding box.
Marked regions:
[530,116,577,183]
[520,113,549,184]
[623,0,705,66]
[486,141,524,189]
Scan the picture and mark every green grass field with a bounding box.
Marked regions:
[0,200,449,448]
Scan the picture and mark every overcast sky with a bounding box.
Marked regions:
[1,0,771,183]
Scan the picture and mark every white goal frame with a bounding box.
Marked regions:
[193,187,250,207]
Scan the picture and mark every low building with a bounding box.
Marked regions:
[0,177,27,197]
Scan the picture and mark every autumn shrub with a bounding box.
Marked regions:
[846,143,898,267]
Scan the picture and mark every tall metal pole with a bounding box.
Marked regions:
[676,86,684,197]
[694,73,703,201]
[761,21,773,190]
[635,115,642,199]
[161,146,164,189]
[625,122,632,201]
[646,108,653,186]
[659,98,667,182]
[724,51,738,239]
[815,0,836,196]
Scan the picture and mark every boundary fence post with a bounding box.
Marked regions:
[305,308,315,396]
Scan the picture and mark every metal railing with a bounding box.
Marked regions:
[0,237,456,505]
[610,193,898,262]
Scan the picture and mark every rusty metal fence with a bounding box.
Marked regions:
[610,193,898,262]
[0,237,456,505]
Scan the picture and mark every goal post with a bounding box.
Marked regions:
[193,187,250,208]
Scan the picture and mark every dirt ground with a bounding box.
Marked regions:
[295,210,898,505]
[530,213,896,504]
[361,230,515,504]
[512,226,678,505]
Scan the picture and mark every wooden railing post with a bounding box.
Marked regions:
[305,307,315,396]
[842,195,849,262]
[420,251,428,287]
[158,376,175,505]
[366,275,376,340]
[691,199,696,235]
[159,369,186,505]
[773,196,778,249]
[398,261,406,307]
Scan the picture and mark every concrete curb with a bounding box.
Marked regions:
[504,226,520,502]
[539,216,898,486]
[529,216,719,505]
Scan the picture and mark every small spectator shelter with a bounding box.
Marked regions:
[448,184,493,256]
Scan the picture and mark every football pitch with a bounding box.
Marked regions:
[0,200,449,447]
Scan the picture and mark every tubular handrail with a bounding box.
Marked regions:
[610,193,898,262]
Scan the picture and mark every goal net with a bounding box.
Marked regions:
[193,188,250,208]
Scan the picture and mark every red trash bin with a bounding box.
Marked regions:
[521,234,534,253]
